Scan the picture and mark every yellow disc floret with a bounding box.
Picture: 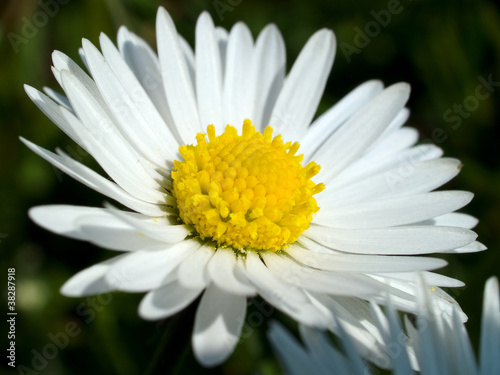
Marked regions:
[171,119,324,252]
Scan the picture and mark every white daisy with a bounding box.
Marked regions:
[22,7,483,367]
[268,276,500,375]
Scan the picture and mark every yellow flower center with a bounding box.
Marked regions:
[171,119,324,252]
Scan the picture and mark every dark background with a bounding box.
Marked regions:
[1,0,499,374]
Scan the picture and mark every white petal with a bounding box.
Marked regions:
[441,241,486,254]
[480,277,500,375]
[403,316,422,370]
[269,29,335,140]
[215,27,228,74]
[60,69,166,202]
[222,22,253,130]
[314,191,473,229]
[450,309,479,375]
[316,295,389,369]
[42,86,72,112]
[117,26,178,140]
[138,280,204,320]
[372,301,413,374]
[195,12,223,130]
[29,205,116,240]
[415,275,445,374]
[78,47,89,70]
[375,271,464,288]
[82,36,174,170]
[106,240,200,292]
[298,325,348,374]
[286,244,447,273]
[312,83,411,181]
[305,224,476,255]
[371,279,419,314]
[365,123,417,160]
[24,85,85,150]
[60,255,127,296]
[25,79,168,204]
[371,275,467,320]
[30,203,167,252]
[302,80,384,160]
[51,50,101,101]
[344,124,419,181]
[97,34,178,160]
[381,100,409,134]
[207,248,256,296]
[21,140,167,216]
[242,252,331,327]
[261,251,378,297]
[335,317,371,374]
[367,108,412,152]
[192,284,247,367]
[244,252,306,306]
[326,143,444,196]
[418,212,479,229]
[267,321,328,375]
[249,24,286,131]
[76,214,167,251]
[321,158,463,209]
[104,203,190,244]
[177,245,214,290]
[179,35,196,93]
[156,7,201,143]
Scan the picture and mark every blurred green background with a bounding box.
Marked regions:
[1,0,499,374]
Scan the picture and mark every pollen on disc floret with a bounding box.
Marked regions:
[171,119,325,252]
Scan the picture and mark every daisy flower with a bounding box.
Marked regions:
[267,276,500,375]
[22,7,483,366]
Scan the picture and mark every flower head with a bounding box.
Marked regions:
[22,7,483,367]
[172,120,323,251]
